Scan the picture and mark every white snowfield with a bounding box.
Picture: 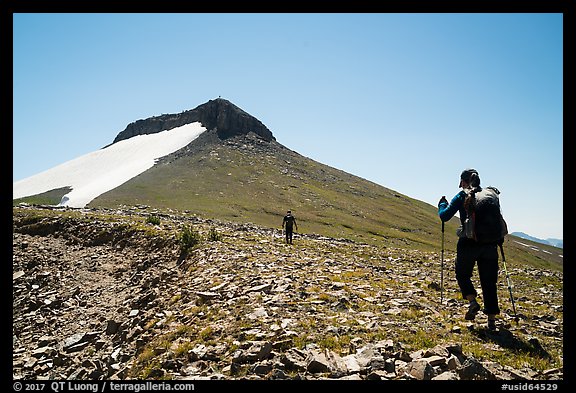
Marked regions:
[13,122,206,208]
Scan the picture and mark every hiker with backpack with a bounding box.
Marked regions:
[282,210,298,244]
[438,169,508,331]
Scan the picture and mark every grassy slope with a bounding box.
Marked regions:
[89,135,562,273]
[91,137,454,252]
[13,187,71,206]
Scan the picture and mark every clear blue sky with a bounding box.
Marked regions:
[13,13,563,240]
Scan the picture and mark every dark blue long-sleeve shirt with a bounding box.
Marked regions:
[438,190,467,225]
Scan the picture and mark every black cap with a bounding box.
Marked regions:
[459,168,479,187]
[460,168,478,182]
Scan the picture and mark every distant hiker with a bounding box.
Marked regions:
[438,168,506,331]
[282,210,298,244]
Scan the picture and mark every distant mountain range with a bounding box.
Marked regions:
[511,232,563,249]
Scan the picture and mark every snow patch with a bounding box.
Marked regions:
[13,122,206,208]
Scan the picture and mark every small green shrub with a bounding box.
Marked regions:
[146,215,161,225]
[207,227,222,241]
[179,225,201,253]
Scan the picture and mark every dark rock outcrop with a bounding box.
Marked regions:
[111,98,275,145]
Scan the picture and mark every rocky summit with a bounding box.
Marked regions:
[12,204,563,382]
[111,98,275,145]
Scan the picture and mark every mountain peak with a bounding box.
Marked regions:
[112,98,275,144]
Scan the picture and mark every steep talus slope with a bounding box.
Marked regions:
[12,206,563,381]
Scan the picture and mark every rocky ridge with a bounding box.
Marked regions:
[12,205,563,381]
[111,98,275,145]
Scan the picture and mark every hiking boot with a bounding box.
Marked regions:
[487,319,497,331]
[465,300,481,320]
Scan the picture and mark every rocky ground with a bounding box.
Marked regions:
[12,205,563,382]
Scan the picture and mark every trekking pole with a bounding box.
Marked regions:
[441,221,445,305]
[499,243,519,323]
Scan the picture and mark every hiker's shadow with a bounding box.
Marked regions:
[470,325,553,360]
